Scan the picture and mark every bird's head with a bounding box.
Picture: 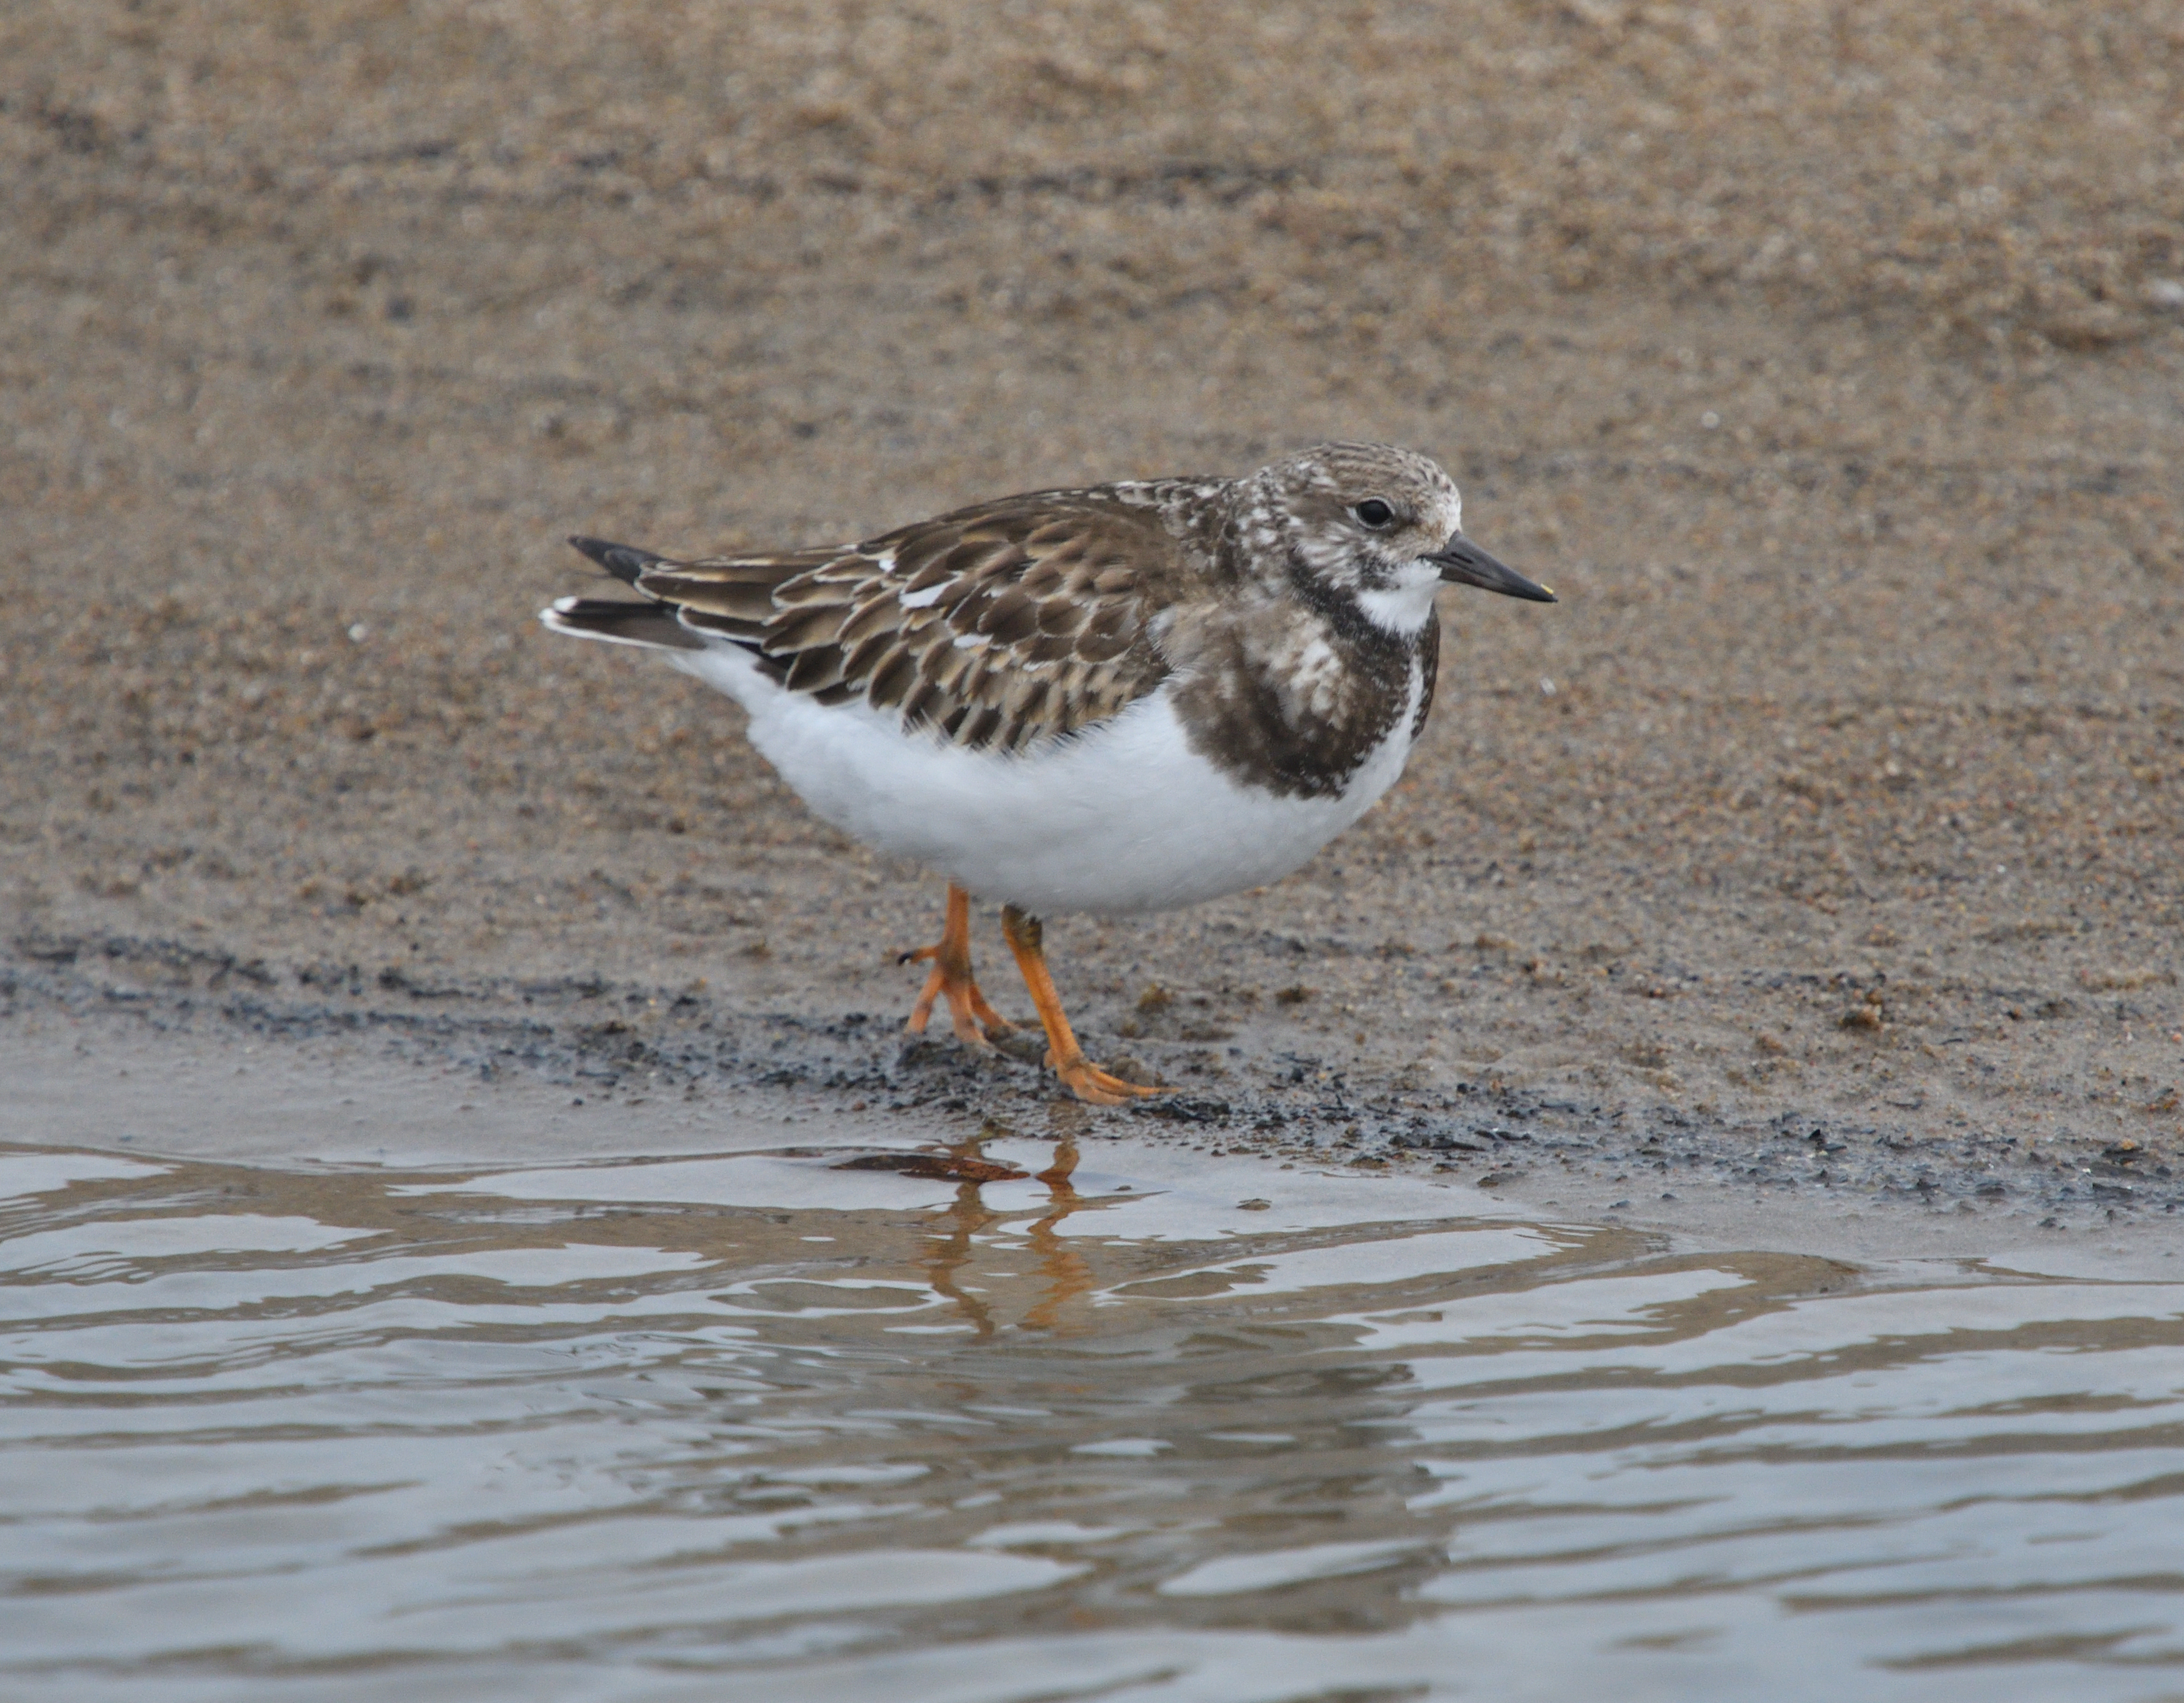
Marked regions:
[1243,442,1555,635]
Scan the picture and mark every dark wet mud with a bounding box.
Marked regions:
[10,929,2176,1248]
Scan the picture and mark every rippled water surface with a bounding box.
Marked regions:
[5,1129,2183,1702]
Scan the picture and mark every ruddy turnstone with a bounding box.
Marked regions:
[542,442,1554,1104]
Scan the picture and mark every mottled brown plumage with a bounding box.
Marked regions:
[556,448,1547,799]
[602,486,1214,754]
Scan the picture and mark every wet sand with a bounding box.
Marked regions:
[5,3,2181,1238]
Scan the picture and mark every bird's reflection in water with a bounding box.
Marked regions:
[918,1163,1001,1339]
[914,1103,1107,1337]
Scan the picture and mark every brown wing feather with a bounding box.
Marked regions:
[620,489,1203,752]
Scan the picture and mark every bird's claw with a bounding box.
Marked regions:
[1052,1054,1163,1108]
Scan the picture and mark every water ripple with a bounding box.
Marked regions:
[2,1133,2178,1701]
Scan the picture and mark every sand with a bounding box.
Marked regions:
[4,2,2181,1238]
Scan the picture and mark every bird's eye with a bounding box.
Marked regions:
[1354,499,1396,529]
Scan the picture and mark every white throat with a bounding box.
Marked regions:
[1352,563,1444,637]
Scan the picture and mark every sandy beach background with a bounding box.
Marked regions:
[4,2,2181,1221]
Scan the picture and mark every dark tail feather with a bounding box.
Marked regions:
[567,536,665,586]
[540,595,704,652]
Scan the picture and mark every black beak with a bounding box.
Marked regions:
[1427,535,1557,603]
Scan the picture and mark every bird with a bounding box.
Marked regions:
[540,441,1555,1105]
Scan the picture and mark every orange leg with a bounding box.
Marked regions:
[999,904,1161,1107]
[902,882,1013,1048]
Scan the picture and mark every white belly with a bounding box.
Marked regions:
[671,642,1420,916]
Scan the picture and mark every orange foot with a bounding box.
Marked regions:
[902,882,1013,1048]
[1051,1053,1163,1109]
[1000,903,1163,1108]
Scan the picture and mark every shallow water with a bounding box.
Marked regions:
[4,1128,2183,1702]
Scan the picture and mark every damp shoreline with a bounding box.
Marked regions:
[7,977,2176,1272]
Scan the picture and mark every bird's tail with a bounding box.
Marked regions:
[566,535,665,586]
[538,537,702,651]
